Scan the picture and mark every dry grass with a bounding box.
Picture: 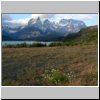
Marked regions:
[2,45,98,86]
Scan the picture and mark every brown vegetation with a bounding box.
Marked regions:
[2,44,98,86]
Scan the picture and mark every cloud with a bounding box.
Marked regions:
[2,14,30,27]
[54,14,97,21]
[9,18,30,26]
[31,14,44,19]
[2,14,98,27]
[2,14,12,21]
[66,14,97,20]
[2,14,49,27]
[31,14,55,20]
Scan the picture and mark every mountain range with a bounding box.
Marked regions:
[2,17,87,41]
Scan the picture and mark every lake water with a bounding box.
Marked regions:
[2,41,54,46]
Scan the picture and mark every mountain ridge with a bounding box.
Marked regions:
[62,25,98,44]
[2,17,88,41]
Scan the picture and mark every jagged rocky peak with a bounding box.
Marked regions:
[28,17,42,27]
[34,17,42,26]
[36,17,42,24]
[59,19,68,24]
[44,19,50,24]
[43,19,52,27]
[28,17,42,24]
[28,18,35,25]
[43,19,55,30]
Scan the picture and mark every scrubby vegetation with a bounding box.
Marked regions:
[3,42,80,48]
[3,42,47,48]
[49,42,79,47]
[2,45,98,86]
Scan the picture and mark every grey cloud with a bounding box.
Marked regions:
[2,14,12,21]
[41,14,55,20]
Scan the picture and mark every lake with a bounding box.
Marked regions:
[2,41,55,46]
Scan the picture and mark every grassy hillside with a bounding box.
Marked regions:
[63,25,98,44]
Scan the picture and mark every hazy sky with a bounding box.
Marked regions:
[2,14,98,27]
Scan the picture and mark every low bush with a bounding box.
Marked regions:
[49,42,64,47]
[29,43,46,47]
[42,69,72,85]
[3,43,47,48]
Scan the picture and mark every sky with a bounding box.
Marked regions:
[2,14,98,27]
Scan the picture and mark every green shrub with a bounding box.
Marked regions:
[64,42,78,46]
[49,42,64,47]
[29,43,46,47]
[3,42,47,48]
[42,69,69,85]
